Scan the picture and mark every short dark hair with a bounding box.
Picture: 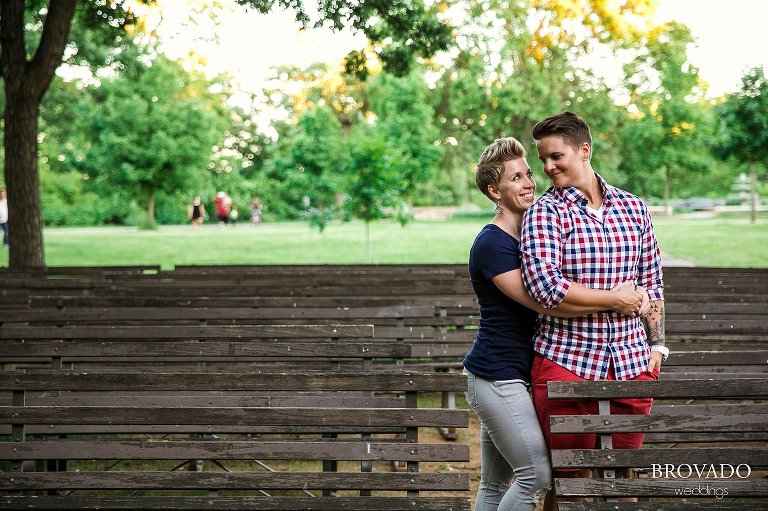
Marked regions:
[475,137,526,200]
[532,111,592,151]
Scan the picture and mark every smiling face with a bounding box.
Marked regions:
[490,158,536,214]
[535,135,591,189]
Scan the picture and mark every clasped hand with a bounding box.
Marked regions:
[611,281,650,317]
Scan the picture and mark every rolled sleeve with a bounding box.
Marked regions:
[521,202,572,309]
[637,206,664,302]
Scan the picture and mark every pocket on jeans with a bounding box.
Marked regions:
[463,369,478,407]
[490,379,528,401]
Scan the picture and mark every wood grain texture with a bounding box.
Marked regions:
[0,370,469,392]
[551,447,768,468]
[0,471,468,491]
[0,496,472,511]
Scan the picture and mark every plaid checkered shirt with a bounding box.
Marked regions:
[521,173,664,380]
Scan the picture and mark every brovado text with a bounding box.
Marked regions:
[652,464,752,479]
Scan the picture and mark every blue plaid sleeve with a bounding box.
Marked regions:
[521,201,572,309]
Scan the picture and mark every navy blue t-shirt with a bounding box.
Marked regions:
[463,224,538,382]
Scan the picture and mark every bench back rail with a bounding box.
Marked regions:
[546,378,768,509]
[0,370,471,510]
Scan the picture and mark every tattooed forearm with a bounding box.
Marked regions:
[643,300,666,346]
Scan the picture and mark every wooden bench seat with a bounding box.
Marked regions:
[1,305,478,330]
[0,265,161,277]
[0,324,387,370]
[2,305,439,326]
[0,370,471,510]
[23,293,479,310]
[0,323,418,436]
[546,378,768,510]
[0,310,471,509]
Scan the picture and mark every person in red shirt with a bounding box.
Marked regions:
[213,191,231,229]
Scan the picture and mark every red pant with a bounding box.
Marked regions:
[531,354,658,451]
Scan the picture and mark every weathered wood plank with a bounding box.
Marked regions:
[0,371,469,392]
[0,496,472,511]
[659,371,768,379]
[665,350,768,365]
[0,340,412,359]
[14,281,471,296]
[27,294,477,309]
[0,406,469,428]
[666,302,768,314]
[550,413,768,433]
[666,319,768,334]
[0,324,374,340]
[165,266,460,275]
[556,478,768,497]
[546,378,768,399]
[0,424,408,435]
[0,305,438,323]
[557,503,766,511]
[550,447,768,468]
[0,394,405,408]
[0,264,160,275]
[0,440,470,461]
[644,431,768,443]
[662,367,768,376]
[370,326,435,339]
[666,292,768,303]
[410,344,473,357]
[0,471,468,491]
[652,403,766,415]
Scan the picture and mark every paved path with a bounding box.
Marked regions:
[661,252,695,267]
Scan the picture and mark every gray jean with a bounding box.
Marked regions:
[464,369,552,511]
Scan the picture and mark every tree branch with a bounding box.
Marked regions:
[27,0,78,100]
[0,0,27,86]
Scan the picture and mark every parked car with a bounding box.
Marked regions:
[679,197,723,210]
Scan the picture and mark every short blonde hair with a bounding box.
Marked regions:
[475,137,526,200]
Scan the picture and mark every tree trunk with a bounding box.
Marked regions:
[3,95,45,267]
[750,162,757,225]
[148,188,156,227]
[0,0,78,268]
[365,220,371,264]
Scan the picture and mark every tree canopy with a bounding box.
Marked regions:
[0,0,453,267]
[1,0,763,267]
[717,66,768,222]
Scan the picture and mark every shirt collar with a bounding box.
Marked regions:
[555,172,617,206]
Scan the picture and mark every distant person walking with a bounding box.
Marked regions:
[188,196,206,230]
[0,188,8,247]
[213,191,231,229]
[250,196,263,227]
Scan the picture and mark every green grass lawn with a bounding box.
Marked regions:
[651,212,768,268]
[0,212,766,268]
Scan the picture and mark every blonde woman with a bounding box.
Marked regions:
[463,137,647,511]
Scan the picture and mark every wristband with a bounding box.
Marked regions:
[650,345,669,361]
